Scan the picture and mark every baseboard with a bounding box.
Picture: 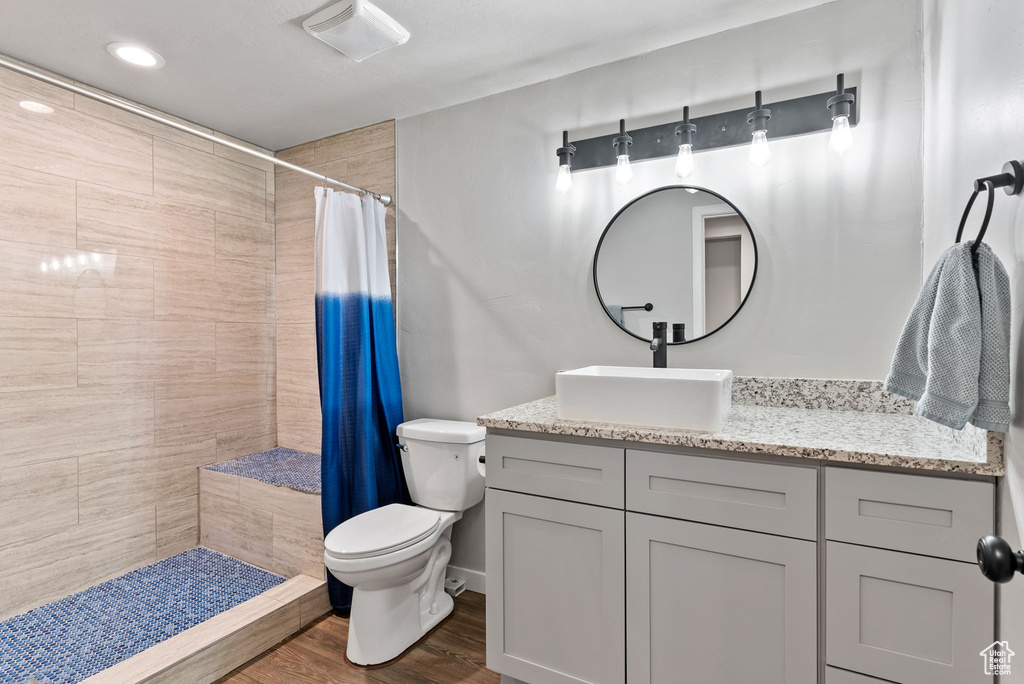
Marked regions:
[447,565,486,595]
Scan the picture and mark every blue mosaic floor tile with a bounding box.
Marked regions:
[0,547,285,684]
[203,447,321,494]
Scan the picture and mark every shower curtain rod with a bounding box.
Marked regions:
[0,53,393,206]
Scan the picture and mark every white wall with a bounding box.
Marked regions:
[397,0,924,574]
[923,0,1024,667]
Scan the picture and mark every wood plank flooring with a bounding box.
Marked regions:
[217,590,499,684]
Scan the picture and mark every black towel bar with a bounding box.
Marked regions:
[955,160,1024,254]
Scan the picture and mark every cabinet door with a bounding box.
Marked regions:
[486,489,625,684]
[626,513,817,684]
[825,667,892,683]
[826,541,994,684]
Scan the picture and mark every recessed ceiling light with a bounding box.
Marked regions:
[19,101,54,114]
[106,42,165,68]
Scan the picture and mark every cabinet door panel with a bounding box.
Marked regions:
[487,434,625,508]
[627,449,817,539]
[486,489,625,684]
[826,541,993,684]
[627,513,817,684]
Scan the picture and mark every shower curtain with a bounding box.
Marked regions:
[315,187,407,611]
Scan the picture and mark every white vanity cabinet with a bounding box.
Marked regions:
[485,434,627,684]
[484,432,997,684]
[824,467,996,684]
[624,448,819,683]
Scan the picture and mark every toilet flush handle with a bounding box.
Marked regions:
[397,443,409,452]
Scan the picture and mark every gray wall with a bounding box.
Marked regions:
[923,0,1024,667]
[397,0,924,574]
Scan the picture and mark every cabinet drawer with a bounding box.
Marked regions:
[626,449,817,540]
[825,667,891,683]
[826,542,993,684]
[825,467,993,562]
[486,434,624,508]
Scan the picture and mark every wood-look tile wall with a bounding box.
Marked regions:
[198,469,324,580]
[0,63,277,619]
[275,122,397,454]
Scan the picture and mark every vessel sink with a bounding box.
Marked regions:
[555,366,733,432]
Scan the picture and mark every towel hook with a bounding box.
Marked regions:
[955,160,1024,255]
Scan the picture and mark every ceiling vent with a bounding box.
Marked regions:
[302,0,410,62]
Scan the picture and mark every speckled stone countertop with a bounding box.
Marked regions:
[478,393,1004,477]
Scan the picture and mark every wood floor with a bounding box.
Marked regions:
[217,591,499,684]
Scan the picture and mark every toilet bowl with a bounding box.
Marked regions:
[324,419,486,666]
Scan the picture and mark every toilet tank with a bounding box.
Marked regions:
[397,419,486,512]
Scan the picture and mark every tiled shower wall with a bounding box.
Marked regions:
[275,122,396,454]
[0,62,277,619]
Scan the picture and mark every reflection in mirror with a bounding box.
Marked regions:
[594,186,757,344]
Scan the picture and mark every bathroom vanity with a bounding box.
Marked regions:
[479,386,1003,684]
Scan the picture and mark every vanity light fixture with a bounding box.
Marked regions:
[747,91,772,167]
[674,106,697,179]
[557,79,857,190]
[613,119,634,185]
[106,42,165,68]
[555,131,576,195]
[826,73,855,156]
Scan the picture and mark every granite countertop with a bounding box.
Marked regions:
[478,395,1004,476]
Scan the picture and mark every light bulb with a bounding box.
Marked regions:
[106,42,166,68]
[675,144,694,179]
[615,155,633,185]
[829,115,853,156]
[19,101,53,114]
[749,130,771,167]
[556,164,572,195]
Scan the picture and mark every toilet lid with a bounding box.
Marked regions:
[325,504,441,560]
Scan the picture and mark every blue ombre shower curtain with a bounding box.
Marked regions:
[315,187,407,611]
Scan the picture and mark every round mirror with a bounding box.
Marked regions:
[593,185,757,344]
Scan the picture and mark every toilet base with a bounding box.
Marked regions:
[346,580,455,666]
[344,538,454,666]
[344,592,455,669]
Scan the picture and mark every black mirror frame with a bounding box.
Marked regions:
[592,184,759,345]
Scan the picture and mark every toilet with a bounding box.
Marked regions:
[323,418,486,666]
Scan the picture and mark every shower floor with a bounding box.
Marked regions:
[203,447,320,494]
[0,547,285,684]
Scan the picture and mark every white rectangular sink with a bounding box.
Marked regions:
[555,366,733,432]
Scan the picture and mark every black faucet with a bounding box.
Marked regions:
[651,322,667,368]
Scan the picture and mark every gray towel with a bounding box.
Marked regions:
[973,243,1011,430]
[884,241,1010,432]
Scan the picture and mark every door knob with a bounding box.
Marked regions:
[977,535,1024,583]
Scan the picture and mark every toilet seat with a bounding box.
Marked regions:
[325,504,441,560]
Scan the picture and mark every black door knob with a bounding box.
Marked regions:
[977,535,1024,583]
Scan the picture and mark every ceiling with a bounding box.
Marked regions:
[0,0,835,150]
